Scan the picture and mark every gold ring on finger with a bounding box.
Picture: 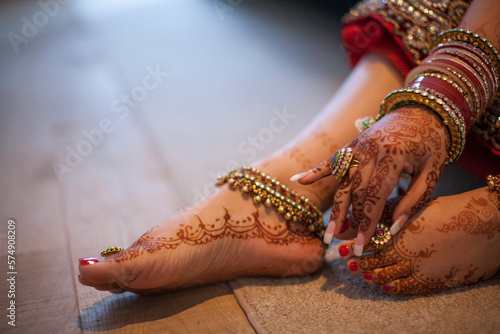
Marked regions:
[330,147,354,182]
[349,158,360,169]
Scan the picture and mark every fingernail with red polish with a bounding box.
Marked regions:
[363,272,373,280]
[338,245,350,257]
[348,261,358,272]
[382,285,390,292]
[79,258,100,266]
[340,217,349,233]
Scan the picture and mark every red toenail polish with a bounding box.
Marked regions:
[338,245,350,257]
[382,285,390,292]
[340,217,349,233]
[363,272,373,280]
[348,261,358,272]
[79,258,100,266]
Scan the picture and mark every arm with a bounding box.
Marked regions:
[295,0,500,254]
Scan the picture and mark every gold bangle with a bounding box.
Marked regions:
[216,166,325,239]
[486,174,500,211]
[379,88,466,165]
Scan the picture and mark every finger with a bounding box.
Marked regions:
[365,263,411,285]
[348,166,373,255]
[290,156,334,185]
[336,214,357,240]
[354,156,401,255]
[331,153,372,241]
[329,177,355,239]
[291,139,358,185]
[391,170,440,235]
[382,277,446,295]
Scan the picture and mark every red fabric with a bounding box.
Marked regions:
[341,15,415,76]
[341,13,499,181]
[457,135,500,180]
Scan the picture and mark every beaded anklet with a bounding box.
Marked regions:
[216,166,325,239]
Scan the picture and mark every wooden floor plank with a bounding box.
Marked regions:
[0,0,256,332]
[1,0,347,332]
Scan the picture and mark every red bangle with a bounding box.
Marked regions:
[432,48,493,103]
[409,76,473,131]
[423,56,487,112]
[433,41,498,93]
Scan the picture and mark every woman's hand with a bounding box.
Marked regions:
[294,105,449,255]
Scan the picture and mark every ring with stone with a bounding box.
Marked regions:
[101,247,123,257]
[369,223,392,250]
[330,147,355,181]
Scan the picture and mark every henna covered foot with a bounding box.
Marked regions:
[337,188,500,294]
[78,185,325,294]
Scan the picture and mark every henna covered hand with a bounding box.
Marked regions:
[338,188,500,295]
[294,106,449,253]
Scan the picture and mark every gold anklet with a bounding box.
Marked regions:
[486,175,500,211]
[216,166,325,239]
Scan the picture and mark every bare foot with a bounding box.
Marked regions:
[78,184,325,294]
[337,188,500,294]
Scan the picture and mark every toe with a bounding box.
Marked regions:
[382,277,446,295]
[78,254,138,291]
[356,249,397,272]
[338,239,378,259]
[338,240,355,259]
[368,263,411,285]
[78,274,125,293]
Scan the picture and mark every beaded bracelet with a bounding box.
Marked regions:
[216,166,325,238]
[378,87,466,165]
[486,175,500,212]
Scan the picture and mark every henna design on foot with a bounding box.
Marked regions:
[112,204,318,263]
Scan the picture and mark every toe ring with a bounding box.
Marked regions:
[101,247,123,257]
[369,223,392,251]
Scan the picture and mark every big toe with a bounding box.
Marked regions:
[78,256,138,292]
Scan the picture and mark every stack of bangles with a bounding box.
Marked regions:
[356,29,499,165]
[339,29,500,249]
[380,29,499,165]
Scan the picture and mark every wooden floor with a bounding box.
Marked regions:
[0,0,348,333]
